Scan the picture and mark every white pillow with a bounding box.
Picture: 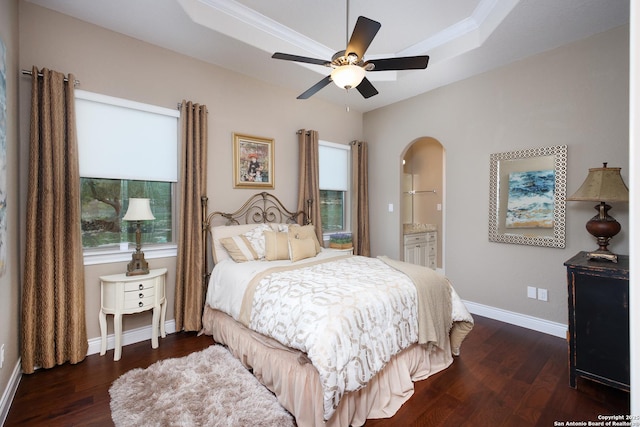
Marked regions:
[242,223,271,259]
[269,223,291,232]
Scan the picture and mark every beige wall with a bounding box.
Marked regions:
[0,0,21,409]
[17,2,363,340]
[364,25,630,325]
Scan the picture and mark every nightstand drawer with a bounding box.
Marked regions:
[124,295,155,310]
[124,281,154,292]
[124,288,155,301]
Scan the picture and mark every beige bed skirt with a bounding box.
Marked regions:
[201,305,454,427]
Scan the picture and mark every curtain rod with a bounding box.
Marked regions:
[177,102,208,112]
[296,129,311,135]
[21,69,80,86]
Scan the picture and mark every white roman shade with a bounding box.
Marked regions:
[75,90,180,182]
[319,141,350,191]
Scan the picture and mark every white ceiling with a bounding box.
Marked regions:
[26,0,629,113]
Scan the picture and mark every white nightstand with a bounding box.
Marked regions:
[99,267,167,361]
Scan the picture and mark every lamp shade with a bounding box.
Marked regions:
[123,198,155,221]
[567,164,629,203]
[331,65,366,89]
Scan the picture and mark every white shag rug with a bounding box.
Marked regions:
[109,344,296,427]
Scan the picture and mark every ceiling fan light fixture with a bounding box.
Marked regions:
[331,65,365,90]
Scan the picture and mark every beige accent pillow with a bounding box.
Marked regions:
[289,237,317,262]
[264,231,290,261]
[220,235,259,262]
[211,224,262,263]
[288,224,321,254]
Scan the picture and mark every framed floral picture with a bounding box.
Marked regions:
[233,133,274,189]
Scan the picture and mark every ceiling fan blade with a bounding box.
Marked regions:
[346,16,381,60]
[297,75,333,99]
[356,77,378,99]
[272,52,330,67]
[367,55,430,71]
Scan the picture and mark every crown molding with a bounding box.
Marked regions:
[179,0,518,81]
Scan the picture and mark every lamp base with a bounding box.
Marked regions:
[126,251,150,276]
[583,202,621,263]
[587,250,618,263]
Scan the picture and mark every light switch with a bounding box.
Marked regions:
[388,203,394,212]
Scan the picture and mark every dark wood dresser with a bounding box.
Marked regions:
[564,251,630,391]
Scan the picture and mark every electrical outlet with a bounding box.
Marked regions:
[0,344,4,369]
[538,288,548,302]
[527,286,537,299]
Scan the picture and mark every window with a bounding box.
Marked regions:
[80,179,172,248]
[319,141,350,234]
[75,90,179,263]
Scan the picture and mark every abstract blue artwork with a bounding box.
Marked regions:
[505,169,555,229]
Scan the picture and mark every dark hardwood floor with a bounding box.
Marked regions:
[4,316,629,426]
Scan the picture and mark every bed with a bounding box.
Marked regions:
[200,192,474,427]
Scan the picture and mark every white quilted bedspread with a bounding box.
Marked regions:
[248,256,419,420]
[206,251,472,422]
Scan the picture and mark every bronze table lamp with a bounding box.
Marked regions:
[566,163,629,262]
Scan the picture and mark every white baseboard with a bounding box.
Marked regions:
[87,319,177,356]
[0,359,22,426]
[463,300,567,338]
[0,320,177,425]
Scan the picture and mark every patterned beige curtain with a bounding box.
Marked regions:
[174,101,208,332]
[351,140,370,256]
[297,130,322,240]
[22,67,87,374]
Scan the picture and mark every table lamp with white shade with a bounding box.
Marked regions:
[123,198,155,275]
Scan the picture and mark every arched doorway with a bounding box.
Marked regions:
[401,137,445,271]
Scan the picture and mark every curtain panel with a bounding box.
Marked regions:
[174,101,208,332]
[22,67,88,374]
[351,140,370,256]
[297,130,322,240]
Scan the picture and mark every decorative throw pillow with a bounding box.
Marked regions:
[269,223,290,232]
[220,235,259,262]
[211,224,261,264]
[288,224,321,254]
[242,223,272,259]
[264,231,290,261]
[289,237,317,262]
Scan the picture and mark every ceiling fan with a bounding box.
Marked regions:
[271,12,429,100]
